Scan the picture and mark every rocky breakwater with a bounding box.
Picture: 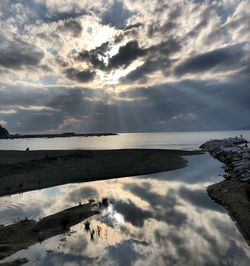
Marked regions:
[200,137,250,181]
[200,136,250,246]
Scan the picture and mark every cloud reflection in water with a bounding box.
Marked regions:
[0,154,250,265]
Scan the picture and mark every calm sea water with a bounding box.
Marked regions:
[0,130,250,151]
[0,131,250,265]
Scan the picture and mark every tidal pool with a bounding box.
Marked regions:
[0,154,250,265]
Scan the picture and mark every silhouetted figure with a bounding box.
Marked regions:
[90,229,95,241]
[26,147,29,151]
[245,143,248,148]
[84,221,90,231]
[240,134,243,138]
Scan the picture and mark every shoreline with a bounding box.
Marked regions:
[200,137,250,246]
[0,149,202,197]
[207,180,250,246]
[0,148,201,263]
[2,132,117,139]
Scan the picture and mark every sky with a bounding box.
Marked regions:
[0,0,249,134]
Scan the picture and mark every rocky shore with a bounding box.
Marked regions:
[200,137,249,181]
[200,136,250,245]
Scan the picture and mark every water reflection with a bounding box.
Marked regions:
[0,154,250,265]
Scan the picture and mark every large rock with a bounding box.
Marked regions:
[200,137,250,182]
[0,125,9,139]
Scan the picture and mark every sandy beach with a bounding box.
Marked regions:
[0,149,201,197]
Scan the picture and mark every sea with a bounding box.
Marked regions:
[0,130,250,265]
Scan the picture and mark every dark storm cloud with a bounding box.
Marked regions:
[1,60,250,134]
[108,41,146,69]
[65,68,95,83]
[58,19,82,37]
[174,43,245,76]
[0,86,98,133]
[118,74,250,131]
[120,39,181,83]
[67,187,98,202]
[76,42,110,70]
[114,199,152,227]
[0,38,44,69]
[0,86,48,107]
[47,88,86,114]
[124,183,187,227]
[77,40,146,71]
[20,111,64,132]
[101,0,134,29]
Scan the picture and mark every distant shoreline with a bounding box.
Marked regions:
[5,132,117,139]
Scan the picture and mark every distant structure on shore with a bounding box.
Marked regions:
[0,125,9,139]
[0,126,117,139]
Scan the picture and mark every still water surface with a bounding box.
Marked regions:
[0,131,250,265]
[1,130,250,151]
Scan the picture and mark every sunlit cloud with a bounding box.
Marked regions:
[0,0,249,133]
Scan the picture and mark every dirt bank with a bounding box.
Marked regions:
[0,149,201,197]
[208,180,250,246]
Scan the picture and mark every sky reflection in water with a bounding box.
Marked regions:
[0,154,250,265]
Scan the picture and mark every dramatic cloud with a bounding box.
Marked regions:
[108,41,146,69]
[0,0,249,133]
[65,68,96,83]
[114,199,152,227]
[175,44,246,76]
[0,38,44,69]
[121,39,181,83]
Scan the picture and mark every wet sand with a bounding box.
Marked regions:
[208,180,250,246]
[0,149,201,197]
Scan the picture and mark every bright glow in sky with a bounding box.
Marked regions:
[0,0,249,133]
